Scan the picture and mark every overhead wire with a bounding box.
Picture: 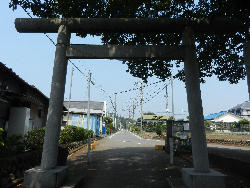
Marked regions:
[21,6,89,79]
[21,7,169,118]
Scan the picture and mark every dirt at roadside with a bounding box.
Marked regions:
[137,131,166,140]
[136,131,250,147]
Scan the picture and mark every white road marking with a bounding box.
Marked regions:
[109,131,120,139]
[129,131,143,140]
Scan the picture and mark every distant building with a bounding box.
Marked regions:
[142,114,168,125]
[229,101,250,120]
[63,101,107,135]
[0,62,49,136]
[204,111,242,123]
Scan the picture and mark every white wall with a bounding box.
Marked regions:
[214,114,242,123]
[8,107,30,136]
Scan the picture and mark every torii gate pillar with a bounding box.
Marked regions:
[181,28,225,188]
[244,42,250,101]
[23,25,70,188]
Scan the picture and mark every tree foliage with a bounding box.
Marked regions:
[238,118,250,124]
[104,116,113,124]
[144,112,156,115]
[9,0,250,83]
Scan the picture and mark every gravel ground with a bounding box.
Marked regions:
[206,133,250,141]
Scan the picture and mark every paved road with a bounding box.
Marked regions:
[77,130,170,188]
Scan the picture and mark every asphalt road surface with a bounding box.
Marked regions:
[78,130,171,188]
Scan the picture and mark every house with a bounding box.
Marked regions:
[142,114,167,125]
[229,101,250,120]
[0,62,49,136]
[204,111,242,123]
[63,101,107,135]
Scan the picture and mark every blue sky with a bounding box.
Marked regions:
[0,1,248,120]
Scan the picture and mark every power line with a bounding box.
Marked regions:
[114,80,163,94]
[21,7,169,119]
[21,6,88,79]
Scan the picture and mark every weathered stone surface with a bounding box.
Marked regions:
[183,27,209,172]
[23,166,68,188]
[182,168,225,188]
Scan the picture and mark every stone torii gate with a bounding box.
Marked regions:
[15,18,248,188]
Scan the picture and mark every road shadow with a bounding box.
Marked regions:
[74,147,173,188]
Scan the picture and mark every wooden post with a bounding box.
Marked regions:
[41,25,70,170]
[183,27,209,173]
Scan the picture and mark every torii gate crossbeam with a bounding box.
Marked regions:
[66,44,184,60]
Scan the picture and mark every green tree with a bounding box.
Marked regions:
[144,112,156,115]
[168,116,175,121]
[155,121,165,136]
[9,0,249,83]
[104,116,113,124]
[238,118,250,124]
[137,117,142,122]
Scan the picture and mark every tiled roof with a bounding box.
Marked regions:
[64,101,104,111]
[230,101,250,110]
[204,111,227,120]
[0,62,49,103]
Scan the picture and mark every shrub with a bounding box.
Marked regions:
[22,125,92,151]
[155,122,165,136]
[143,121,155,132]
[60,126,78,144]
[131,124,140,132]
[59,125,91,144]
[24,128,45,150]
[155,123,162,136]
[0,134,25,155]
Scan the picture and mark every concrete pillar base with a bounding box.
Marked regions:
[182,168,225,188]
[23,166,68,188]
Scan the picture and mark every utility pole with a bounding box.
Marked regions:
[112,113,115,130]
[132,100,135,120]
[140,80,143,132]
[67,67,74,125]
[87,70,91,155]
[171,75,174,119]
[128,107,131,119]
[165,83,168,117]
[114,93,117,129]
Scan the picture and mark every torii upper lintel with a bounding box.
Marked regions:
[15,17,246,34]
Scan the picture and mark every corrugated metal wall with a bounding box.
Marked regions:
[71,113,100,135]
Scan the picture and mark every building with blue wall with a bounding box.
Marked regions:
[62,101,106,135]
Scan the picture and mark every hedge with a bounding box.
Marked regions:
[24,125,94,150]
